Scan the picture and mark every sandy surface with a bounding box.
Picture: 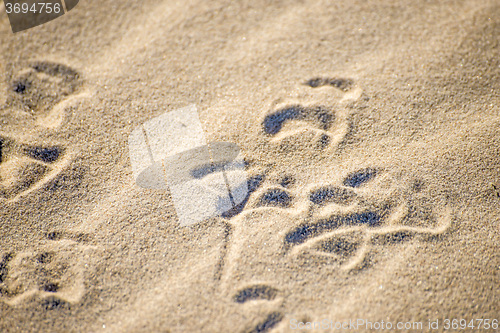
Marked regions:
[0,0,499,332]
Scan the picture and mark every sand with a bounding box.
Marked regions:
[0,0,498,332]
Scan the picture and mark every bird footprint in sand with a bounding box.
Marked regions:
[6,61,81,115]
[262,77,362,151]
[232,167,451,272]
[0,134,70,201]
[1,60,86,128]
[0,231,97,309]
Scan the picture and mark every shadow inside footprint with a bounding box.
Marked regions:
[0,138,3,163]
[37,252,53,264]
[259,188,292,208]
[32,62,79,83]
[13,80,28,94]
[279,175,295,188]
[309,186,357,205]
[248,174,265,193]
[9,61,81,114]
[249,312,283,333]
[371,231,414,245]
[304,77,354,92]
[312,231,366,264]
[320,237,360,255]
[285,212,381,246]
[263,105,333,135]
[0,135,66,199]
[42,297,70,310]
[25,146,63,163]
[0,253,12,284]
[233,285,278,303]
[42,282,59,293]
[343,168,377,188]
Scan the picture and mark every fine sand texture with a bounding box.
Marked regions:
[0,0,499,332]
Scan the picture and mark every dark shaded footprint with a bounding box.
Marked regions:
[0,231,96,308]
[317,133,330,149]
[42,297,70,310]
[37,252,54,264]
[371,231,414,245]
[233,285,278,303]
[9,61,81,114]
[309,186,357,205]
[46,231,63,241]
[45,230,90,243]
[412,179,426,193]
[263,105,334,135]
[31,62,79,83]
[305,77,354,92]
[313,231,367,265]
[248,174,265,192]
[279,175,295,188]
[13,80,28,94]
[0,253,13,284]
[24,146,63,163]
[343,168,377,188]
[320,235,361,256]
[258,188,292,208]
[0,136,13,162]
[0,161,49,199]
[284,212,381,247]
[0,135,66,200]
[42,282,59,293]
[248,312,283,333]
[0,138,4,163]
[190,161,228,179]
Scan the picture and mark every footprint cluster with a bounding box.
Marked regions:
[284,169,451,270]
[0,60,82,201]
[215,78,451,333]
[227,164,450,273]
